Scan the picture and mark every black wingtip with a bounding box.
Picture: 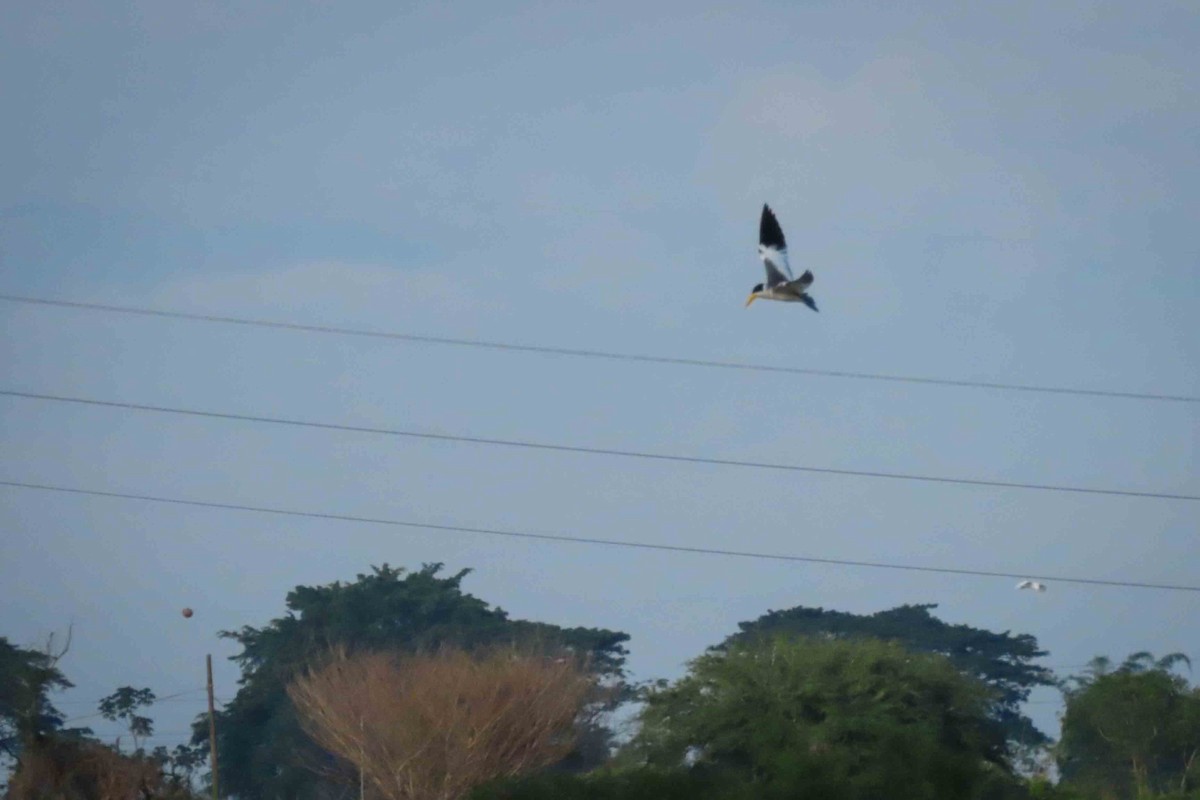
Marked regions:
[759,204,787,250]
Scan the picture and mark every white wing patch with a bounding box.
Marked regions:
[758,245,793,286]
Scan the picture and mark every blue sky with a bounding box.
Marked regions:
[2,1,1197,751]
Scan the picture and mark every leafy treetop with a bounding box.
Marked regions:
[1057,651,1200,798]
[0,635,74,760]
[722,602,1054,749]
[628,634,1013,800]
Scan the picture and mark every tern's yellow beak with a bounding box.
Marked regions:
[745,293,759,308]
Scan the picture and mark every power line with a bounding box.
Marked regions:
[3,293,1195,405]
[62,689,208,724]
[56,696,209,708]
[3,388,1196,502]
[3,479,1198,593]
[99,731,203,738]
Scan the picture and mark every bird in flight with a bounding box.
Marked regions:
[1016,580,1047,592]
[745,204,818,311]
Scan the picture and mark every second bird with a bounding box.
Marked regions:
[745,204,818,312]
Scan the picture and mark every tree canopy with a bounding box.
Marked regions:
[626,634,1011,799]
[0,635,74,761]
[198,563,630,800]
[97,686,156,752]
[722,602,1054,752]
[1057,651,1200,798]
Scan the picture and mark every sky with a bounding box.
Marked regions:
[1,0,1197,754]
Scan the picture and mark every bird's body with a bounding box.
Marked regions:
[1016,580,1047,592]
[746,204,818,311]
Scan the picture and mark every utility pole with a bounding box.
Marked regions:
[207,654,220,800]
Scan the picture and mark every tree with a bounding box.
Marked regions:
[151,743,208,793]
[1057,651,1200,798]
[470,765,732,800]
[722,603,1054,755]
[0,632,76,762]
[97,686,155,752]
[626,635,1010,799]
[0,631,202,798]
[289,646,596,800]
[197,563,630,799]
[5,735,198,800]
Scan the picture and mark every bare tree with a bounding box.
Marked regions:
[288,646,594,800]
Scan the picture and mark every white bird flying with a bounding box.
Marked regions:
[1016,580,1047,592]
[745,204,818,311]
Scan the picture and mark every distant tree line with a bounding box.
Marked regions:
[2,562,1197,799]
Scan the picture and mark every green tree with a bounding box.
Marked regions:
[98,686,156,752]
[723,603,1054,755]
[1057,651,1200,798]
[196,563,630,800]
[626,635,1010,799]
[151,743,208,794]
[471,765,733,800]
[0,633,74,761]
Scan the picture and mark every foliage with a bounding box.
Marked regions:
[97,686,156,751]
[722,602,1055,752]
[289,646,596,800]
[198,563,630,799]
[625,634,1009,799]
[0,634,75,761]
[470,765,733,800]
[4,735,198,800]
[472,764,1039,800]
[150,743,208,793]
[1057,651,1200,799]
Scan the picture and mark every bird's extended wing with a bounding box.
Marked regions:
[758,204,794,286]
[760,254,791,287]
